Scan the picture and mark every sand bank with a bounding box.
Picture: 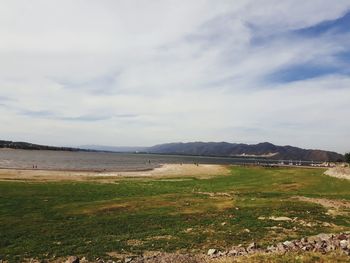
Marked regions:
[0,164,229,182]
[324,166,350,180]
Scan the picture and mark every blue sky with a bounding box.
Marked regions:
[0,1,350,153]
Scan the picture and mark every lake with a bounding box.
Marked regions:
[0,149,316,171]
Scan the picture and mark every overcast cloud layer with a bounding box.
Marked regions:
[1,0,350,153]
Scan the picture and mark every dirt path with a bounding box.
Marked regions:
[0,164,229,182]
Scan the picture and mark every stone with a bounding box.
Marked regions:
[236,247,248,256]
[247,242,257,251]
[218,251,227,256]
[125,258,133,263]
[207,249,217,256]
[340,240,349,249]
[301,237,308,243]
[276,243,286,253]
[266,245,276,252]
[283,241,293,247]
[228,249,238,256]
[337,234,347,240]
[65,256,79,263]
[316,233,332,241]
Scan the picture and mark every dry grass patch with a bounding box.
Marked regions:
[126,239,145,247]
[61,193,235,216]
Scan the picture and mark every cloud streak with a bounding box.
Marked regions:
[0,1,349,153]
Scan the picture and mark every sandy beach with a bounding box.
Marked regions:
[0,164,230,182]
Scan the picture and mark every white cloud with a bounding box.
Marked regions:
[0,0,349,153]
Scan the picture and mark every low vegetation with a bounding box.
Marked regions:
[0,166,350,262]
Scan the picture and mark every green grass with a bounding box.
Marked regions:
[0,166,350,262]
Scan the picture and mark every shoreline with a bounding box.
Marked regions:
[0,163,230,182]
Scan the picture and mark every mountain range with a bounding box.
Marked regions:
[146,142,344,162]
[0,140,344,162]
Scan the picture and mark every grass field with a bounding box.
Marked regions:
[1,166,350,262]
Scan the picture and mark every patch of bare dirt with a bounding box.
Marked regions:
[258,216,293,221]
[146,235,175,241]
[127,239,144,247]
[293,196,350,210]
[292,196,350,216]
[195,192,233,197]
[325,167,350,180]
[0,164,229,183]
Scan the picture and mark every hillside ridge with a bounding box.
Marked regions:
[147,141,344,162]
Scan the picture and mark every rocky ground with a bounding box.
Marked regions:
[15,232,350,263]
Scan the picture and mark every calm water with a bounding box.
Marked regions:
[0,149,315,171]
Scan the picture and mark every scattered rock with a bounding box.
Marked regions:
[207,249,217,256]
[338,233,348,240]
[65,256,79,263]
[207,232,350,260]
[269,216,292,221]
[247,242,257,251]
[185,228,193,233]
[17,232,350,262]
[259,216,292,221]
[340,240,349,249]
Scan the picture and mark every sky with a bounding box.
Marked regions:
[0,1,350,153]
